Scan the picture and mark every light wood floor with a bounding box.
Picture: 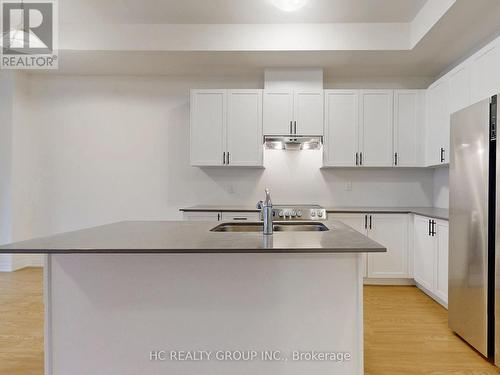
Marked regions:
[1,269,499,374]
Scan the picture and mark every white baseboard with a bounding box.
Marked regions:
[364,278,415,286]
[415,282,448,309]
[1,254,45,271]
[0,254,12,272]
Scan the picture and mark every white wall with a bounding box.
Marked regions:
[8,74,435,241]
[0,72,45,270]
[0,72,14,270]
[433,167,449,209]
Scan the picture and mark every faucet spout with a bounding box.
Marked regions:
[261,188,273,235]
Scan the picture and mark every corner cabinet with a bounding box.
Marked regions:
[190,89,263,167]
[263,90,323,136]
[413,215,449,306]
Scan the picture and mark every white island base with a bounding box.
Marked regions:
[44,253,364,375]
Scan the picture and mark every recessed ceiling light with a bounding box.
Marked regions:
[270,0,308,12]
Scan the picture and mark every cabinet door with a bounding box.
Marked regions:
[359,90,393,166]
[367,214,409,278]
[227,90,263,167]
[183,211,221,221]
[413,215,435,291]
[294,91,324,135]
[221,212,260,221]
[190,90,226,166]
[470,42,500,104]
[330,213,368,277]
[435,220,449,304]
[263,90,293,135]
[449,64,471,114]
[426,80,450,165]
[394,90,423,167]
[323,90,359,167]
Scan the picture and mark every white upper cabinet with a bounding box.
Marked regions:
[425,79,450,166]
[359,90,394,167]
[393,90,424,167]
[263,90,294,135]
[449,64,471,114]
[470,42,500,104]
[190,89,263,167]
[263,89,323,136]
[227,90,263,166]
[323,90,359,167]
[367,214,409,278]
[423,37,500,168]
[190,89,226,166]
[293,91,324,135]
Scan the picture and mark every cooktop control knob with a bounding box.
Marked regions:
[296,210,303,217]
[311,210,316,218]
[291,210,296,217]
[317,210,323,218]
[278,210,284,217]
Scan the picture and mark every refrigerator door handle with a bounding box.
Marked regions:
[428,219,431,236]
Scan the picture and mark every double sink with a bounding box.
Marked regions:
[210,221,329,232]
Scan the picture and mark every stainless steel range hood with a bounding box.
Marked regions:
[263,136,323,150]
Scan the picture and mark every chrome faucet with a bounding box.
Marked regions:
[257,188,273,235]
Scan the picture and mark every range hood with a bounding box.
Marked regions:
[264,136,323,150]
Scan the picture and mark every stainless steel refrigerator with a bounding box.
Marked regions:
[449,94,498,365]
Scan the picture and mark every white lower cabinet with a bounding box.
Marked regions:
[220,212,260,221]
[330,213,368,277]
[367,214,409,278]
[435,220,449,303]
[330,213,409,280]
[183,211,260,222]
[183,211,222,221]
[413,215,449,306]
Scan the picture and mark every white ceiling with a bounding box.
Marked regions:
[33,0,500,81]
[60,0,427,24]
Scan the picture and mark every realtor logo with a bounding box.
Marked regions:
[1,0,58,69]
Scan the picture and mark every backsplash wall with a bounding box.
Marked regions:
[9,74,434,241]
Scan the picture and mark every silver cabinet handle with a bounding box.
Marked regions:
[394,152,398,166]
[290,121,293,134]
[359,152,363,165]
[356,152,359,166]
[440,148,445,163]
[233,217,248,221]
[227,152,230,165]
[294,121,297,134]
[223,152,226,165]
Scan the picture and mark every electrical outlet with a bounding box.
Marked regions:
[345,181,352,191]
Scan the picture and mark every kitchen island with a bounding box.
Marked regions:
[0,220,385,375]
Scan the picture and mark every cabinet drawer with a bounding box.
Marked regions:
[221,212,260,221]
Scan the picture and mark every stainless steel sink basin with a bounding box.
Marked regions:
[210,222,329,232]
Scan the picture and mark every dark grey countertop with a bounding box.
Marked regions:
[180,206,449,220]
[0,220,386,254]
